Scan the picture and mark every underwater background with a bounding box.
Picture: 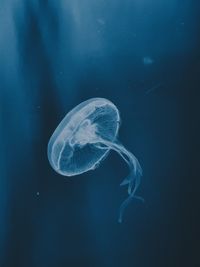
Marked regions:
[0,1,199,267]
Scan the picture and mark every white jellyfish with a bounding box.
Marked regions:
[47,98,143,223]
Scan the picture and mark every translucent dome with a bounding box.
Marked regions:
[47,97,143,223]
[48,98,120,176]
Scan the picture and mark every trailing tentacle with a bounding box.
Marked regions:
[94,139,143,223]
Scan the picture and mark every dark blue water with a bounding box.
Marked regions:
[0,1,199,267]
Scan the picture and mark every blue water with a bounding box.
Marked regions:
[0,1,199,267]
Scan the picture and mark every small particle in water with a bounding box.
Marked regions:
[143,57,154,65]
[37,105,41,109]
[145,83,162,95]
[97,18,105,25]
[36,192,40,196]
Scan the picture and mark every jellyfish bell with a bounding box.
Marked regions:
[48,98,120,176]
[47,97,143,223]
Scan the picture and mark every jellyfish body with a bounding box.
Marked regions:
[47,98,143,222]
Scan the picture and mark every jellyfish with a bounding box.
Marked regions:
[47,98,143,223]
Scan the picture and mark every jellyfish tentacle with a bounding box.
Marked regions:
[94,138,143,222]
[118,194,133,223]
[95,142,130,166]
[95,139,142,192]
[118,188,144,223]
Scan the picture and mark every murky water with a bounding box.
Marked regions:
[0,1,199,266]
